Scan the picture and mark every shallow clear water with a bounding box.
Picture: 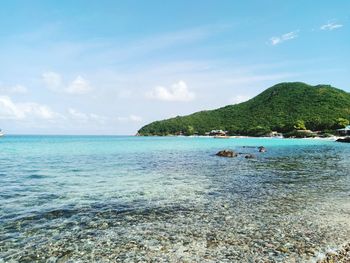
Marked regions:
[0,136,350,262]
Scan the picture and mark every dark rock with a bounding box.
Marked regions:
[258,146,267,152]
[216,150,238,158]
[336,137,350,143]
[245,154,255,159]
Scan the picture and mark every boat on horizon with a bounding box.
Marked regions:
[0,129,4,137]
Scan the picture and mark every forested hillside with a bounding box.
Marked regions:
[138,82,350,136]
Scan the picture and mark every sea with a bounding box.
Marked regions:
[0,135,350,262]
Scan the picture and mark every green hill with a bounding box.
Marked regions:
[138,82,350,136]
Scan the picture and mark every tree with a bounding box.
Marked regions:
[226,125,239,136]
[335,118,349,129]
[247,126,271,137]
[294,120,306,130]
[184,125,195,136]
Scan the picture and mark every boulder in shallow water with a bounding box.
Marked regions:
[258,146,267,152]
[336,137,350,143]
[216,150,238,158]
[245,154,255,159]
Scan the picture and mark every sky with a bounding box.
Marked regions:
[0,0,349,135]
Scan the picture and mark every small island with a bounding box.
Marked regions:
[137,82,350,139]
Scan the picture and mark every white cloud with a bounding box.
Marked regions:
[89,113,107,122]
[117,89,133,99]
[20,103,58,120]
[147,80,195,102]
[42,71,63,91]
[270,31,298,45]
[0,96,60,120]
[0,96,25,119]
[129,114,142,122]
[320,22,343,31]
[116,114,142,122]
[0,84,28,94]
[87,24,230,64]
[222,73,296,85]
[42,72,91,94]
[68,108,88,121]
[66,76,91,94]
[68,108,107,123]
[230,95,251,104]
[10,85,28,94]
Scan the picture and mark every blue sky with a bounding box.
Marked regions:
[0,0,349,134]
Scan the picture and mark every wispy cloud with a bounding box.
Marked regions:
[229,95,251,104]
[219,73,297,86]
[67,108,142,124]
[320,21,343,31]
[84,24,232,65]
[0,84,28,94]
[68,108,89,121]
[147,80,195,102]
[0,96,61,120]
[68,108,106,123]
[0,93,122,127]
[42,72,92,94]
[42,72,63,92]
[270,31,299,45]
[116,114,143,122]
[66,76,91,94]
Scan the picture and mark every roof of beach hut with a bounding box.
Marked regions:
[337,125,350,131]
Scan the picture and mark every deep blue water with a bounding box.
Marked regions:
[0,136,349,262]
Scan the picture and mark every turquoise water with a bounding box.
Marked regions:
[1,136,350,262]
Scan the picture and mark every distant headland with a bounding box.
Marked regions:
[137,82,350,138]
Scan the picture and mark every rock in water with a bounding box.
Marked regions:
[258,146,267,152]
[245,154,255,159]
[216,150,238,158]
[336,137,350,143]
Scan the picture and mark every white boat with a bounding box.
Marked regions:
[0,129,4,137]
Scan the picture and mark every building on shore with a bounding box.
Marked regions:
[209,130,227,136]
[269,131,283,138]
[336,125,350,136]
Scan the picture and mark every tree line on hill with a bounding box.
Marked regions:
[138,82,350,137]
